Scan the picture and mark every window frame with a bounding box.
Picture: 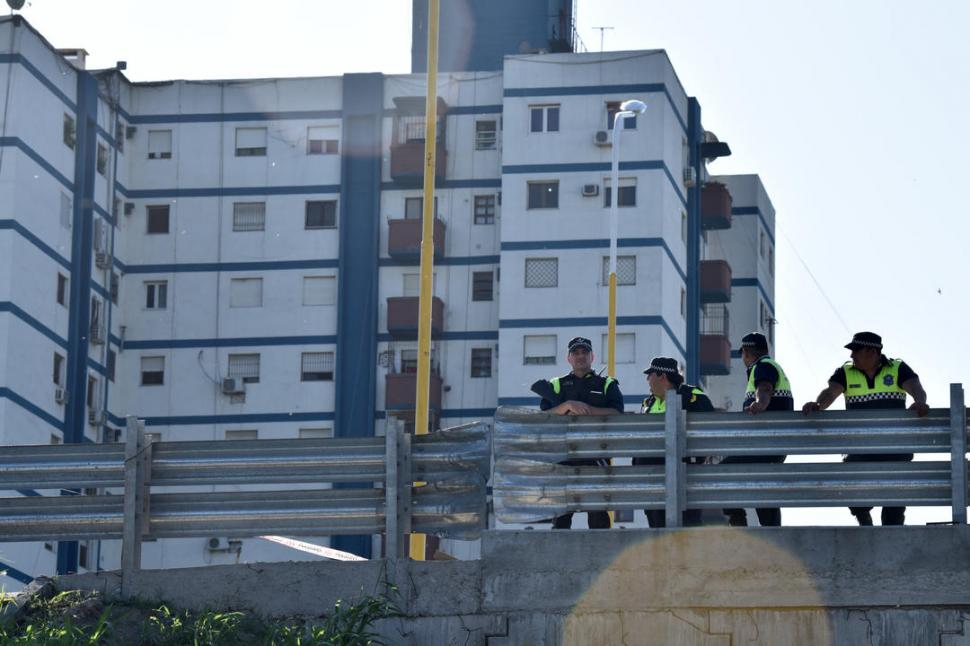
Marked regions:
[232,201,267,232]
[601,255,637,286]
[305,200,337,229]
[529,104,560,133]
[140,356,165,386]
[302,275,336,306]
[470,348,492,378]
[229,277,264,308]
[96,142,108,176]
[63,113,76,149]
[235,127,268,157]
[147,129,172,160]
[144,280,168,310]
[473,194,496,224]
[606,101,638,130]
[527,180,559,210]
[475,119,497,150]
[603,178,637,208]
[146,204,170,235]
[472,271,494,301]
[523,334,557,366]
[300,351,335,382]
[306,126,339,155]
[228,353,261,384]
[524,257,559,289]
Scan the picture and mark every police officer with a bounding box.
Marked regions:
[721,332,793,527]
[802,331,929,526]
[632,357,713,528]
[531,336,624,529]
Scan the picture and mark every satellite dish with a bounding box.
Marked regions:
[7,0,26,10]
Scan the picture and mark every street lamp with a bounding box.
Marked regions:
[607,99,647,376]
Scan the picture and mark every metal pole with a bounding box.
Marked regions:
[664,391,685,527]
[384,419,398,561]
[121,416,144,598]
[950,383,967,524]
[399,429,414,559]
[411,0,440,562]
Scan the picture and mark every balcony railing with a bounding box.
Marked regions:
[700,304,731,375]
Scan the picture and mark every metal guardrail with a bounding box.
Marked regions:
[494,383,968,527]
[0,417,490,594]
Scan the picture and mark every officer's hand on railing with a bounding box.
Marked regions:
[802,401,821,416]
[563,401,593,415]
[745,401,767,415]
[909,401,930,417]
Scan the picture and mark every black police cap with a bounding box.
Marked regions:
[567,337,593,352]
[845,331,882,351]
[739,332,769,353]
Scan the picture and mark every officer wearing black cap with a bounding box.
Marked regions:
[803,331,929,526]
[632,357,713,528]
[531,336,624,529]
[721,332,793,527]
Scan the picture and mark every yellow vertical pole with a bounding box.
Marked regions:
[410,0,440,562]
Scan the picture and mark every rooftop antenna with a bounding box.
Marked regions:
[592,26,613,52]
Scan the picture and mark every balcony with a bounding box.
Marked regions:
[387,217,446,260]
[700,304,731,376]
[699,260,732,303]
[701,182,733,230]
[390,96,447,185]
[386,296,444,339]
[385,372,443,412]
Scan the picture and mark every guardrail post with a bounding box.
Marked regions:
[950,383,967,524]
[121,416,146,598]
[664,391,685,528]
[398,425,413,559]
[385,418,400,561]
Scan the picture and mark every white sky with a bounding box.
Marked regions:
[15,0,970,525]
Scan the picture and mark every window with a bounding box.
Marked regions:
[400,349,418,373]
[525,258,558,288]
[680,288,686,318]
[228,353,260,383]
[529,104,560,132]
[470,348,492,378]
[603,178,636,207]
[144,281,168,309]
[527,181,559,209]
[601,256,637,286]
[305,200,337,229]
[140,356,165,385]
[475,119,497,150]
[146,205,170,234]
[233,202,266,232]
[307,126,338,154]
[226,429,258,441]
[769,246,775,276]
[110,272,119,305]
[90,297,103,336]
[299,427,333,439]
[524,335,556,365]
[235,127,267,156]
[79,543,90,570]
[229,277,263,308]
[473,195,495,224]
[303,276,336,306]
[301,352,335,381]
[681,211,688,243]
[606,101,637,129]
[472,271,494,301]
[86,376,97,407]
[147,129,172,159]
[63,114,76,149]
[60,193,72,229]
[53,353,64,385]
[56,273,68,306]
[96,143,108,176]
[760,231,767,259]
[404,196,437,220]
[107,349,116,382]
[600,333,636,364]
[115,121,125,154]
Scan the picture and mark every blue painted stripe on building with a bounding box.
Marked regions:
[0,302,68,349]
[500,315,686,359]
[379,178,502,191]
[502,82,687,134]
[142,411,336,427]
[114,182,341,199]
[730,277,775,313]
[0,220,71,270]
[501,237,686,282]
[127,109,343,125]
[445,104,503,116]
[731,206,775,245]
[0,53,77,111]
[0,387,66,431]
[91,280,111,302]
[0,137,75,191]
[93,203,115,227]
[502,159,686,207]
[0,560,34,585]
[377,330,498,342]
[378,254,500,267]
[121,258,340,274]
[123,335,338,350]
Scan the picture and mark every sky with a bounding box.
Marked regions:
[14,0,970,524]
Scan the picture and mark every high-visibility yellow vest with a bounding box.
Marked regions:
[842,359,906,407]
[641,387,705,414]
[745,356,792,400]
[549,375,614,395]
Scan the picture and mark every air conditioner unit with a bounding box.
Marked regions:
[593,130,612,146]
[90,322,105,345]
[206,537,228,551]
[93,219,108,254]
[683,167,697,187]
[87,408,104,426]
[222,377,245,395]
[124,202,135,216]
[54,387,68,405]
[581,184,600,197]
[95,251,111,269]
[125,126,137,139]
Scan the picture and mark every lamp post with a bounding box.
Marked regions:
[607,99,647,376]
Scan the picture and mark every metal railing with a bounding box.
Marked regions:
[0,417,490,593]
[493,383,968,527]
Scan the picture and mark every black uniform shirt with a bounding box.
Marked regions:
[533,371,624,413]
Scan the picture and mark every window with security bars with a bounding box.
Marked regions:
[525,258,558,288]
[233,202,266,231]
[472,271,494,301]
[600,333,636,364]
[527,181,558,209]
[235,127,267,156]
[601,256,637,285]
[475,120,497,150]
[140,356,164,386]
[228,353,260,383]
[473,195,495,224]
[305,200,337,229]
[301,352,335,381]
[147,129,172,159]
[603,178,636,207]
[470,348,492,378]
[307,126,339,155]
[523,335,557,365]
